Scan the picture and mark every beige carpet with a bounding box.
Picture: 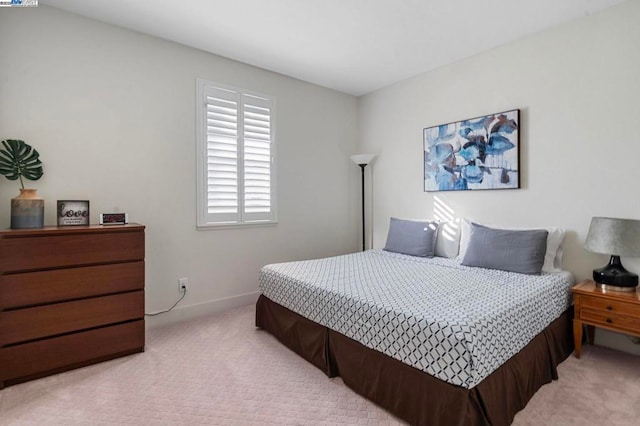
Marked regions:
[1,305,638,425]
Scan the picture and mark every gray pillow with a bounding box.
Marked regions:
[461,222,548,274]
[383,217,439,257]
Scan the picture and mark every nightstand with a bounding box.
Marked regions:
[571,280,640,358]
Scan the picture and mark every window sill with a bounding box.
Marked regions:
[197,220,278,231]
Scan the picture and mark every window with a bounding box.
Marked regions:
[196,79,277,228]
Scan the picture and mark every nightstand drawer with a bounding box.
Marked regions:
[580,309,640,335]
[579,296,640,317]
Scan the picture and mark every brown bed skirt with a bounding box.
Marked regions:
[256,295,573,426]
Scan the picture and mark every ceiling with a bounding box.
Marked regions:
[42,0,626,96]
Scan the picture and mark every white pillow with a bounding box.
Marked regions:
[457,218,565,272]
[434,218,461,258]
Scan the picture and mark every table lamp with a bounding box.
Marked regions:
[584,217,640,292]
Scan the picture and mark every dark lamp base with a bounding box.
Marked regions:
[593,255,638,292]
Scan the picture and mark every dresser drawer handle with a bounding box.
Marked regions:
[606,305,613,311]
[606,318,613,324]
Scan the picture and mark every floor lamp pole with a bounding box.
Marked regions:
[350,153,376,253]
[359,163,366,251]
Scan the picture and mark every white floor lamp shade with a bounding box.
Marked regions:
[350,154,376,166]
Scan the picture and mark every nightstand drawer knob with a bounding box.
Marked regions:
[606,318,613,323]
[606,305,613,311]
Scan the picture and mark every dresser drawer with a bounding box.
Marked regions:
[0,229,144,272]
[0,261,144,309]
[0,320,144,384]
[0,291,144,346]
[580,309,640,335]
[579,295,640,317]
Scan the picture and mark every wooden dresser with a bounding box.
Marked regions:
[572,280,640,358]
[0,224,145,389]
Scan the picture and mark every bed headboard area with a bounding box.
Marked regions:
[382,216,566,275]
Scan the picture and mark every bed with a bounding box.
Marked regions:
[255,222,574,425]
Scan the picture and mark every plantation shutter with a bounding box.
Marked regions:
[201,83,275,225]
[205,86,240,223]
[243,95,272,221]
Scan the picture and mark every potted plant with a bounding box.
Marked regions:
[0,139,44,228]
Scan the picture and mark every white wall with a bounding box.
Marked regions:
[0,6,359,325]
[358,0,640,353]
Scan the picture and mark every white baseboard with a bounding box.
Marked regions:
[145,291,260,329]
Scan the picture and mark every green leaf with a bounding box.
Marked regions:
[0,139,44,187]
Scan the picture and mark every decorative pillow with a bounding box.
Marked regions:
[457,218,565,272]
[544,228,565,271]
[461,222,548,274]
[434,219,461,258]
[384,217,439,257]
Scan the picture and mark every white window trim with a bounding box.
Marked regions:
[196,78,278,229]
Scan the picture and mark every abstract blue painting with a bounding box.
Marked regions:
[423,109,520,192]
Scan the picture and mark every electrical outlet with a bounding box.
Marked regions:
[178,278,188,293]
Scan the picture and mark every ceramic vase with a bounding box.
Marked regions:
[11,188,44,229]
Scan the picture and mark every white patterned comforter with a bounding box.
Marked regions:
[259,249,573,389]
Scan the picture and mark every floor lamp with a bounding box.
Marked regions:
[350,154,376,251]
